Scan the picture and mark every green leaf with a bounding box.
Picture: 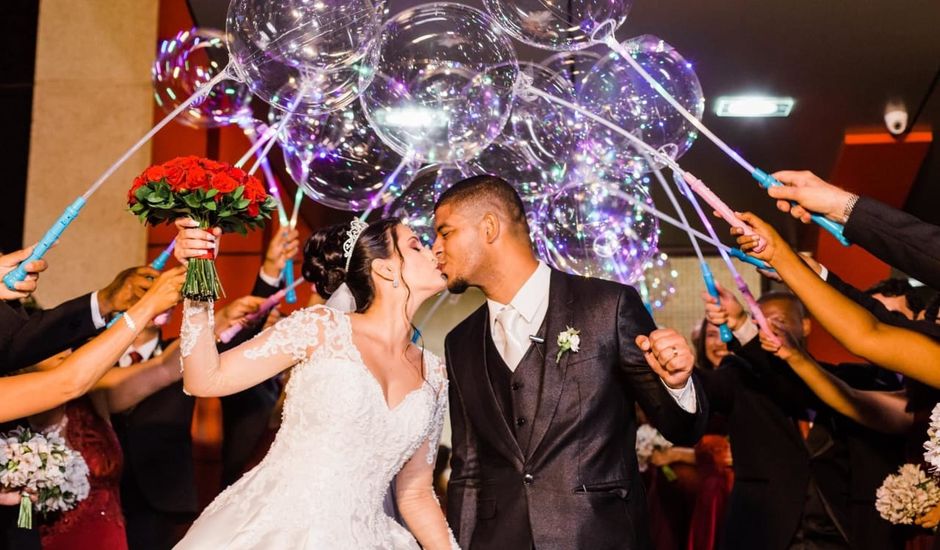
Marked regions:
[233,186,245,200]
[205,189,219,199]
[183,194,202,209]
[204,201,217,211]
[235,198,250,209]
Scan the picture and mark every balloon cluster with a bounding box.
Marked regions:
[151,0,709,285]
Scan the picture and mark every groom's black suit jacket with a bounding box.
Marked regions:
[445,270,708,550]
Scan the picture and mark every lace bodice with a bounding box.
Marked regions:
[175,304,453,550]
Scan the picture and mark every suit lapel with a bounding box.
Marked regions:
[455,308,524,466]
[526,270,575,460]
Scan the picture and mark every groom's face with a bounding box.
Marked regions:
[432,203,484,294]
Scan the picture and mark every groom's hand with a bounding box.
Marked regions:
[635,329,694,389]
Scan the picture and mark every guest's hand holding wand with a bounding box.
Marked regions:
[765,170,857,225]
[0,246,48,300]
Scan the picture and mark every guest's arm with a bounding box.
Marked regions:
[737,211,940,388]
[95,340,183,413]
[0,267,185,422]
[758,318,913,433]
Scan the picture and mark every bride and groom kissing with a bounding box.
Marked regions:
[170,174,707,549]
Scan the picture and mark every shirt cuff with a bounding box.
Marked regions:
[662,378,697,413]
[90,291,106,329]
[818,264,829,281]
[258,268,281,288]
[733,320,760,346]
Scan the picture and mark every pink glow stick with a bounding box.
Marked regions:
[681,171,765,253]
[217,278,307,344]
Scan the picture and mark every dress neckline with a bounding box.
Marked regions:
[338,311,432,413]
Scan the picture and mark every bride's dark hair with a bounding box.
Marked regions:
[302,217,408,312]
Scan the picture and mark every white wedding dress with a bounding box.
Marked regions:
[174,304,453,549]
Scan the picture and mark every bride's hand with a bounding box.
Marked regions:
[174,217,221,265]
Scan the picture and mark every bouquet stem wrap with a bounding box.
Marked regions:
[182,217,225,301]
[17,493,31,529]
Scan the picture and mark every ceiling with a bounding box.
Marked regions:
[187,0,940,251]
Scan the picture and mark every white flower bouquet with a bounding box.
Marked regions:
[0,427,90,528]
[875,463,940,526]
[923,403,940,474]
[636,424,677,481]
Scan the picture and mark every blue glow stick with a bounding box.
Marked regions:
[106,239,176,328]
[651,167,732,342]
[4,197,86,290]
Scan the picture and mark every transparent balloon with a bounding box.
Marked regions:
[534,179,659,284]
[457,62,578,209]
[226,0,383,114]
[360,2,518,164]
[281,102,415,212]
[580,35,704,177]
[483,0,633,51]
[638,252,677,310]
[386,165,462,246]
[152,28,252,128]
[541,50,603,93]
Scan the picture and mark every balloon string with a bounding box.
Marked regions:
[235,124,278,169]
[360,152,416,221]
[241,121,289,226]
[83,67,232,200]
[246,80,311,176]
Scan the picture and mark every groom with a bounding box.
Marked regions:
[433,175,707,549]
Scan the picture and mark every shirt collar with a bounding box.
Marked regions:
[134,335,161,361]
[486,261,551,324]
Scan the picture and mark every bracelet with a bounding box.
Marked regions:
[123,312,137,332]
[841,194,859,224]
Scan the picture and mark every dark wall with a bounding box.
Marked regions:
[0,1,39,253]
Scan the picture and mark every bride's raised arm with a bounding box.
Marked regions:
[180,300,327,397]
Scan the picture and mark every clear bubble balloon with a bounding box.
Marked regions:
[152,28,252,128]
[457,62,577,209]
[360,2,518,164]
[580,35,704,177]
[638,252,677,310]
[483,0,633,51]
[226,0,383,115]
[281,102,415,212]
[541,50,603,93]
[386,165,462,246]
[534,179,659,284]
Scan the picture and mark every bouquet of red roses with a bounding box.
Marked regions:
[128,156,276,301]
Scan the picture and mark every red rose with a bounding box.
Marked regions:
[165,164,187,189]
[186,166,211,190]
[247,202,260,217]
[210,172,240,195]
[142,165,168,183]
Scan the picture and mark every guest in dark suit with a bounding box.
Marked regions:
[432,176,707,550]
[0,265,157,374]
[705,288,906,550]
[765,170,940,290]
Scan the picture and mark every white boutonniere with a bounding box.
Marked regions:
[556,327,580,363]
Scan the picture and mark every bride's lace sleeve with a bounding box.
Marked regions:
[394,354,459,550]
[180,301,332,397]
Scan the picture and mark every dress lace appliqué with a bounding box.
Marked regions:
[243,307,333,363]
[180,299,214,359]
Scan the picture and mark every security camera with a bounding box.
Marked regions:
[884,100,908,136]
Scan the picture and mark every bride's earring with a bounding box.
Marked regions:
[393,278,400,288]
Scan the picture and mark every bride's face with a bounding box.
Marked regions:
[395,225,446,298]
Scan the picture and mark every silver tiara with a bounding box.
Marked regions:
[343,218,369,271]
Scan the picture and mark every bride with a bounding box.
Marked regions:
[171,217,458,549]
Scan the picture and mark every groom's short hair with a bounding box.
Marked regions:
[435,175,529,234]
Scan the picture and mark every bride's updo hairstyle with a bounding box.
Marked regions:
[302,218,407,313]
[302,223,349,299]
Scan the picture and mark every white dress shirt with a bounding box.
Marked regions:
[118,335,162,367]
[89,291,107,329]
[486,261,697,412]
